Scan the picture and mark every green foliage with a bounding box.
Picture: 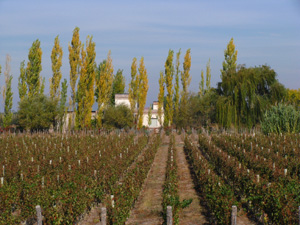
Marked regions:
[26,39,43,97]
[111,69,125,105]
[3,55,13,128]
[261,104,300,134]
[58,79,68,129]
[3,75,13,128]
[102,104,134,129]
[164,49,174,127]
[18,94,58,131]
[18,60,27,100]
[217,64,286,129]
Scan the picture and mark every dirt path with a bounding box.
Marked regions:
[175,135,207,225]
[125,135,169,225]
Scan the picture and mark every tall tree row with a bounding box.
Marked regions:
[137,57,148,128]
[128,57,138,114]
[3,54,13,127]
[76,36,96,128]
[68,27,81,128]
[96,51,114,127]
[50,35,63,100]
[157,71,164,127]
[173,49,181,125]
[164,50,174,127]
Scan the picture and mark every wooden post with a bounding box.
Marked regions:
[298,206,300,225]
[101,207,107,225]
[231,205,237,225]
[167,206,172,225]
[36,205,42,225]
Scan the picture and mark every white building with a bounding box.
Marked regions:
[114,94,164,129]
[63,93,164,129]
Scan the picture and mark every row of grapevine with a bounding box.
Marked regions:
[198,133,300,224]
[184,138,237,224]
[0,132,149,224]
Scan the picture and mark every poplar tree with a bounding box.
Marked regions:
[96,51,114,127]
[137,57,148,128]
[148,104,152,126]
[111,69,125,105]
[158,71,164,127]
[59,79,68,129]
[199,70,204,97]
[164,50,174,127]
[76,36,96,128]
[50,35,63,99]
[128,57,138,113]
[173,49,181,125]
[3,54,13,127]
[68,27,81,128]
[18,60,27,100]
[180,49,191,128]
[26,39,42,97]
[206,58,211,91]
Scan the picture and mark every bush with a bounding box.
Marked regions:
[18,94,58,131]
[103,104,133,129]
[261,104,300,134]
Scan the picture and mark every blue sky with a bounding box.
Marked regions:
[0,0,300,111]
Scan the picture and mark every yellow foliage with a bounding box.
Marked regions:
[137,57,148,128]
[96,51,114,127]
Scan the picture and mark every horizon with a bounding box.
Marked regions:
[0,0,300,112]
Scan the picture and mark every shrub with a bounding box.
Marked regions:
[261,104,300,134]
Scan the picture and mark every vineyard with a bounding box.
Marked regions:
[0,130,300,224]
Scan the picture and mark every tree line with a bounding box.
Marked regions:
[0,29,299,132]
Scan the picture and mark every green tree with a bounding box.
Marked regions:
[137,57,149,128]
[103,104,133,129]
[148,104,152,126]
[3,55,13,128]
[164,50,174,127]
[58,79,68,130]
[111,69,125,105]
[96,51,114,127]
[128,57,139,113]
[18,94,58,131]
[206,58,211,92]
[26,39,42,97]
[173,49,181,125]
[179,49,191,129]
[18,61,27,100]
[199,70,204,97]
[68,27,81,128]
[158,71,165,127]
[50,35,63,99]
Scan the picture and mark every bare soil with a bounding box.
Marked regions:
[125,135,169,225]
[175,134,208,225]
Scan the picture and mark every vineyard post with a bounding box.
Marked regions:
[167,205,172,225]
[101,207,106,225]
[36,205,42,225]
[231,205,237,225]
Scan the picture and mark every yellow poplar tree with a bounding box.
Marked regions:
[128,57,138,113]
[68,27,81,128]
[76,36,96,128]
[96,51,114,127]
[164,50,174,127]
[158,71,164,127]
[180,49,191,128]
[137,57,148,128]
[50,35,63,99]
[173,49,181,124]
